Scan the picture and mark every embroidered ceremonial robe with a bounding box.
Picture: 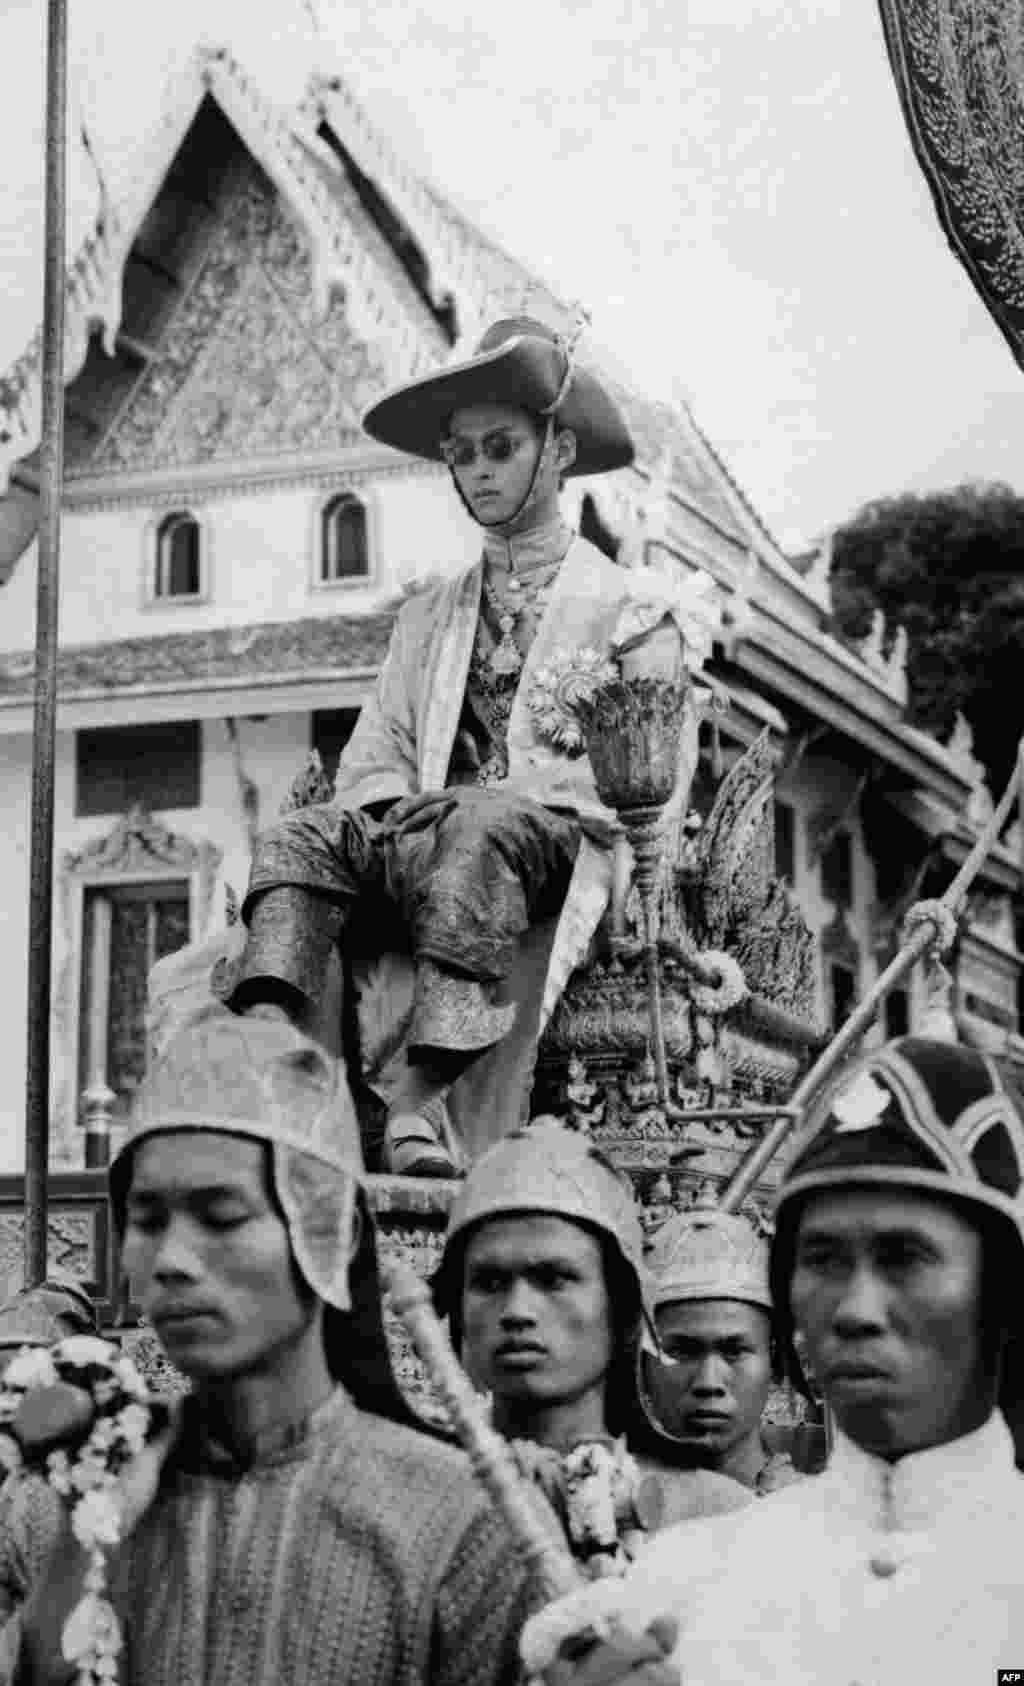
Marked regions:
[242,532,698,1158]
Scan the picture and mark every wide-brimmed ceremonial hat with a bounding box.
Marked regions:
[362,317,635,476]
[110,1006,427,1432]
[771,1036,1024,1411]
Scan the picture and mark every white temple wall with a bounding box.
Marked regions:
[0,708,341,1174]
[0,468,478,655]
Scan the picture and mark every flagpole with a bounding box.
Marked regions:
[24,0,69,1287]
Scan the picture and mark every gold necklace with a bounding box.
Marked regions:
[482,563,560,677]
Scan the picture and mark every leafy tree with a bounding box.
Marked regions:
[829,482,1024,796]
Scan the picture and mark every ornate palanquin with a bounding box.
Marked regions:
[354,720,823,1417]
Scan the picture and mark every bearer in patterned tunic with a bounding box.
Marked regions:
[520,1037,1024,1686]
[0,1010,538,1686]
[635,1200,802,1494]
[227,316,719,1178]
[432,1119,751,1578]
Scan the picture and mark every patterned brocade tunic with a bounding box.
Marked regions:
[450,521,571,790]
[0,1389,538,1686]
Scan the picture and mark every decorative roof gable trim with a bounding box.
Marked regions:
[0,44,445,497]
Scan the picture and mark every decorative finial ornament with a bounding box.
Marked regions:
[542,302,593,417]
[831,1072,890,1133]
[919,956,959,1042]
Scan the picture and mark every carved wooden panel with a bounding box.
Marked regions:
[93,169,389,474]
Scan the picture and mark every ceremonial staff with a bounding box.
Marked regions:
[24,0,69,1286]
[385,1258,581,1601]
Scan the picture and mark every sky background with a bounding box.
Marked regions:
[1,0,1022,550]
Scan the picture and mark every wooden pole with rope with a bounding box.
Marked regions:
[24,0,69,1287]
[719,740,1024,1212]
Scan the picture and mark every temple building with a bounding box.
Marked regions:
[0,43,1019,1195]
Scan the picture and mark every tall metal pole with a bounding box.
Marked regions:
[24,0,69,1287]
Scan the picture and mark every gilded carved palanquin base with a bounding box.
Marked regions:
[532,729,824,1200]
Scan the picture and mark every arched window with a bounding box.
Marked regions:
[320,493,369,583]
[155,511,201,598]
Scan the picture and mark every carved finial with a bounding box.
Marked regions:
[886,623,909,705]
[967,774,995,831]
[946,710,976,768]
[887,623,908,679]
[651,1171,673,1206]
[559,301,592,362]
[943,712,993,828]
[802,529,833,601]
[515,279,539,318]
[918,957,959,1043]
[857,607,887,671]
[542,302,592,418]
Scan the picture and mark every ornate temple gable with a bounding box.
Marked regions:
[89,163,430,476]
[0,37,795,590]
[303,74,475,337]
[0,44,453,506]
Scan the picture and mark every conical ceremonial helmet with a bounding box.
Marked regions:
[647,1199,771,1314]
[110,1006,424,1429]
[433,1117,647,1319]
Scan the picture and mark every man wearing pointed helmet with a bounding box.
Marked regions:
[227,318,719,1177]
[0,1009,537,1685]
[638,1201,801,1494]
[520,1036,1024,1686]
[433,1120,750,1579]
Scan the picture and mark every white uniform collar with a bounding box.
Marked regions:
[825,1410,1014,1532]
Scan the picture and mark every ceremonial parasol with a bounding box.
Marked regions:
[877,0,1024,370]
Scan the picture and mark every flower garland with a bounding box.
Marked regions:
[504,1429,661,1581]
[527,648,618,753]
[562,1440,654,1577]
[0,1336,169,1686]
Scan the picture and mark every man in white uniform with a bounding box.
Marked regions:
[522,1034,1024,1686]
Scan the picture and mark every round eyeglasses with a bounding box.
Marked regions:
[439,429,532,470]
